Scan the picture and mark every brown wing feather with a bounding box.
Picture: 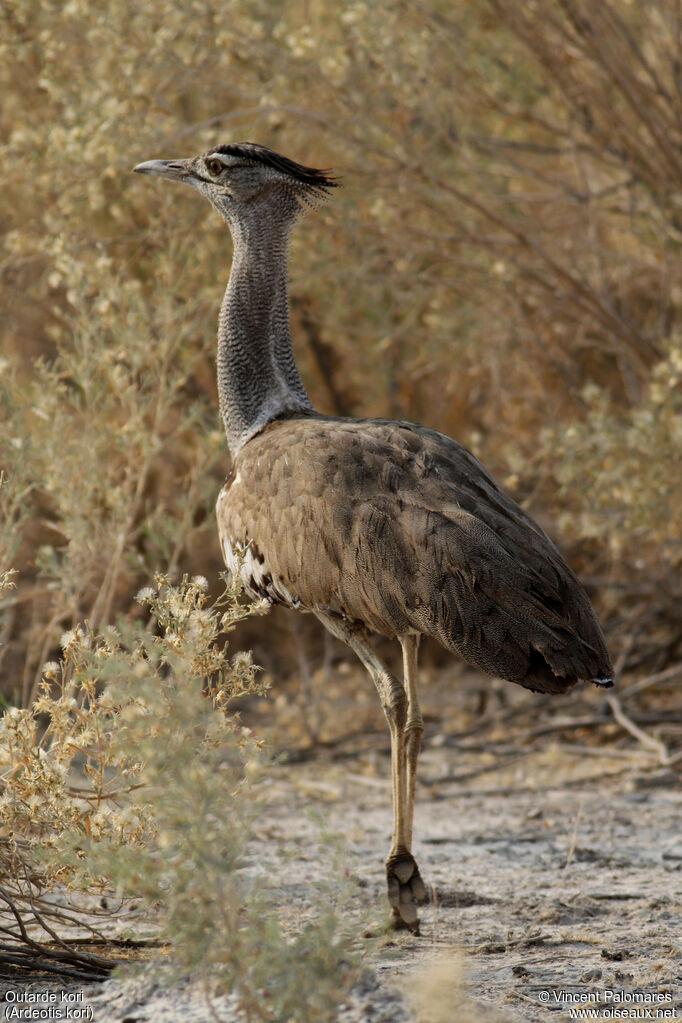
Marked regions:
[217,414,613,694]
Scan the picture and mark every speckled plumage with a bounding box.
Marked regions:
[217,414,611,695]
[135,141,613,931]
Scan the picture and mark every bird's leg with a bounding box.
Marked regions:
[314,612,426,931]
[399,634,425,852]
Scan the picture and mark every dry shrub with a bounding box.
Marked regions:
[0,575,356,1019]
[1,1,679,699]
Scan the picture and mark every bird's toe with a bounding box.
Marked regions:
[410,871,427,904]
[386,850,427,932]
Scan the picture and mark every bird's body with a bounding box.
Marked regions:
[218,412,610,695]
[134,142,613,932]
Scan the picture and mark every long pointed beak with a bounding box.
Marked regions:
[133,159,191,182]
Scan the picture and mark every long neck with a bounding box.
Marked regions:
[217,220,313,456]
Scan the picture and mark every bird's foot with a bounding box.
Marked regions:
[386,850,427,933]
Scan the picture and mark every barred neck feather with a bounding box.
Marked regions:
[217,219,313,455]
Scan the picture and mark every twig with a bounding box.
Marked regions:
[421,751,534,787]
[439,694,553,741]
[0,886,43,953]
[438,766,633,797]
[51,936,163,948]
[558,744,654,761]
[618,663,682,700]
[443,718,609,751]
[21,865,121,970]
[0,948,107,981]
[0,881,122,978]
[12,896,130,940]
[606,694,671,765]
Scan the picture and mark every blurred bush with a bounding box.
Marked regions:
[1,0,681,699]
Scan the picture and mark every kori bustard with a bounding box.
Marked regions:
[135,143,613,931]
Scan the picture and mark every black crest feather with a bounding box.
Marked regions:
[211,142,338,192]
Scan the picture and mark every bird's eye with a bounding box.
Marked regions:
[206,158,223,176]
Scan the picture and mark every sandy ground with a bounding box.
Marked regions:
[1,674,680,1022]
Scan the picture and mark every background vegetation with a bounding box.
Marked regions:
[2,0,681,702]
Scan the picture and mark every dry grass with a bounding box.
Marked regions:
[406,956,507,1023]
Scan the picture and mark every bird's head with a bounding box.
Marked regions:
[134,142,337,234]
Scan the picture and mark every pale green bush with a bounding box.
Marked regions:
[0,575,356,1021]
